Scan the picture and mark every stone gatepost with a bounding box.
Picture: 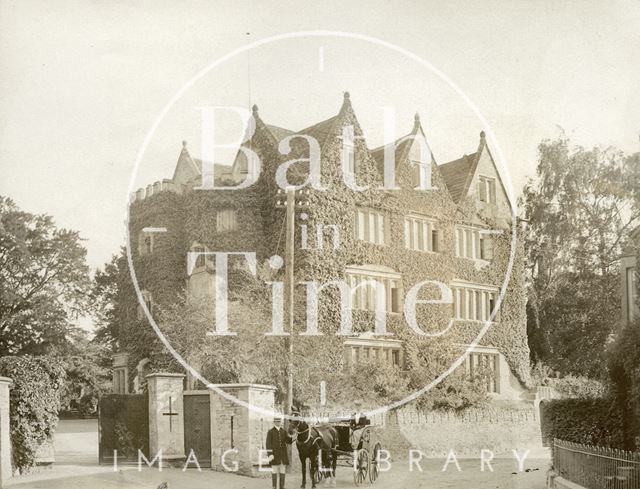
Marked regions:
[0,377,12,485]
[209,384,276,477]
[146,373,186,464]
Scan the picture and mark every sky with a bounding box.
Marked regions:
[1,0,639,272]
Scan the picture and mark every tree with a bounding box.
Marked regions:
[0,196,91,355]
[54,329,112,416]
[92,250,129,348]
[523,137,639,376]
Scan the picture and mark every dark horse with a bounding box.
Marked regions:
[288,416,338,488]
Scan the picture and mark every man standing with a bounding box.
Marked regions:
[266,414,292,489]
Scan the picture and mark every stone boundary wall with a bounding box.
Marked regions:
[301,403,541,459]
[383,405,542,458]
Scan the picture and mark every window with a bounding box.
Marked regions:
[465,352,500,393]
[216,209,238,232]
[411,161,421,187]
[451,283,499,322]
[627,267,638,323]
[455,226,493,260]
[346,147,356,175]
[391,350,400,367]
[478,176,496,203]
[137,290,154,320]
[341,127,357,175]
[138,230,154,255]
[346,344,403,368]
[355,208,387,245]
[345,267,402,313]
[404,215,439,252]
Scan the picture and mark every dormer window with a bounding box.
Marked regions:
[216,209,238,232]
[341,125,357,175]
[410,159,431,190]
[346,144,356,175]
[478,176,496,203]
[138,230,154,255]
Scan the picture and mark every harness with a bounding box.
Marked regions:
[293,424,323,447]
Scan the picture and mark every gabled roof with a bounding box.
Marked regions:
[296,115,339,148]
[264,124,295,143]
[370,136,414,174]
[168,96,504,204]
[172,142,234,187]
[192,158,233,180]
[439,152,478,203]
[371,114,418,172]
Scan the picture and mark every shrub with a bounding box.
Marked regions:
[547,375,606,399]
[0,356,65,473]
[541,398,624,448]
[608,318,640,450]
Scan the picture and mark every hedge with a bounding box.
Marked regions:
[608,317,640,450]
[0,356,65,473]
[540,398,625,448]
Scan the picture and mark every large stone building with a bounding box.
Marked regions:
[115,93,531,404]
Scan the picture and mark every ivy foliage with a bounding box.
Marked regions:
[541,398,624,448]
[608,317,640,450]
[115,101,530,409]
[0,356,65,473]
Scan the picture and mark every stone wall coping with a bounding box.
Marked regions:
[145,372,186,379]
[183,390,210,395]
[207,383,277,391]
[0,376,12,385]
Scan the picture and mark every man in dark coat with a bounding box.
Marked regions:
[266,414,293,489]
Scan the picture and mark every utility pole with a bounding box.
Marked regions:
[284,188,295,418]
[276,188,309,418]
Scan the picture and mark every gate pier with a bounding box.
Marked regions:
[147,373,186,464]
[209,383,276,476]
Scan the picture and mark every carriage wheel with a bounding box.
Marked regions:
[369,443,382,483]
[353,448,370,486]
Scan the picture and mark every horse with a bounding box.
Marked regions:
[288,416,338,488]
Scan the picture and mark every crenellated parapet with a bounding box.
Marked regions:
[130,178,179,203]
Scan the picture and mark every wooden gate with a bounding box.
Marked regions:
[98,394,149,464]
[183,392,211,468]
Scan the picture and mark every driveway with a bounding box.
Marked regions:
[6,455,550,489]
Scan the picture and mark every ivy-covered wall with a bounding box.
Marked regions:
[0,356,65,473]
[121,96,530,401]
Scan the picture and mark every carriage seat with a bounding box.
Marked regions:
[335,425,351,450]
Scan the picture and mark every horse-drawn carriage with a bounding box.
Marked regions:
[292,415,383,486]
[331,417,383,485]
